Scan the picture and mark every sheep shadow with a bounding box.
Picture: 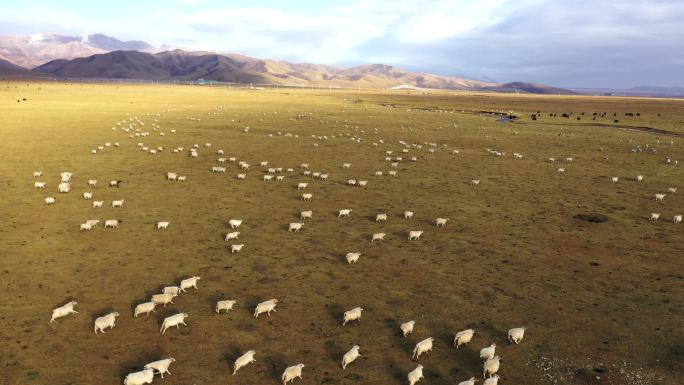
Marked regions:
[118,347,166,382]
[91,306,116,322]
[326,303,346,325]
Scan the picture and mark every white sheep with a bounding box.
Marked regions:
[160,312,188,334]
[483,374,499,385]
[636,175,644,182]
[263,175,274,181]
[163,286,181,296]
[44,197,56,205]
[282,363,305,385]
[342,163,351,168]
[483,356,500,378]
[412,337,434,359]
[229,219,243,229]
[216,300,237,313]
[404,211,414,219]
[480,343,496,361]
[358,180,367,187]
[157,221,170,230]
[225,231,240,241]
[611,176,619,183]
[436,218,449,227]
[667,187,677,193]
[50,300,78,323]
[178,176,187,181]
[276,175,285,181]
[675,215,683,224]
[346,252,361,264]
[144,357,175,378]
[650,213,661,221]
[389,170,397,176]
[471,179,480,186]
[375,171,383,176]
[408,230,423,240]
[297,182,308,190]
[458,377,477,385]
[33,171,42,178]
[88,179,97,187]
[237,173,246,180]
[338,209,352,218]
[233,350,256,375]
[454,329,475,348]
[112,200,124,208]
[376,213,388,222]
[79,222,93,231]
[288,223,304,232]
[655,193,666,202]
[94,312,119,334]
[300,210,313,220]
[508,327,526,344]
[134,301,157,317]
[109,180,121,187]
[58,182,70,193]
[342,345,361,369]
[92,200,103,208]
[104,219,121,229]
[408,365,424,385]
[301,193,313,201]
[342,307,363,326]
[371,232,386,242]
[254,299,278,317]
[151,293,176,307]
[167,172,178,180]
[180,276,200,291]
[34,181,46,189]
[347,179,357,186]
[123,368,155,385]
[231,244,245,253]
[400,320,415,337]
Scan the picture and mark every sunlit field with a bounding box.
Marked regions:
[1,81,682,385]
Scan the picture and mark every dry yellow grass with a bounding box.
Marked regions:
[0,81,682,385]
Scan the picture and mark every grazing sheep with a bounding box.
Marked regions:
[358,180,367,187]
[548,157,555,163]
[44,197,55,205]
[112,200,124,208]
[401,320,415,337]
[58,182,70,193]
[346,252,361,264]
[50,301,78,323]
[342,163,351,169]
[160,313,188,334]
[436,218,449,227]
[375,171,383,176]
[458,377,477,385]
[92,200,103,208]
[342,307,363,326]
[338,209,352,218]
[611,176,619,183]
[88,179,97,187]
[389,170,397,176]
[225,231,240,241]
[229,219,243,228]
[300,210,313,220]
[636,175,644,182]
[282,363,305,385]
[650,213,661,221]
[94,312,119,334]
[413,337,434,359]
[508,327,526,344]
[408,230,423,240]
[163,286,181,296]
[655,193,666,202]
[480,343,496,361]
[134,301,157,317]
[404,211,414,219]
[34,181,46,189]
[123,368,155,385]
[104,219,121,229]
[483,375,499,385]
[674,215,682,224]
[254,299,278,317]
[144,357,175,378]
[157,221,170,230]
[454,329,475,348]
[300,163,309,169]
[177,176,186,181]
[288,222,304,232]
[557,168,565,173]
[151,293,176,307]
[471,179,480,186]
[565,157,573,163]
[231,244,245,253]
[276,175,285,181]
[167,172,178,180]
[342,345,361,369]
[301,193,313,201]
[297,182,308,190]
[483,356,500,378]
[347,179,357,186]
[408,365,424,385]
[33,171,42,178]
[180,276,200,292]
[109,180,122,187]
[371,232,386,242]
[376,213,388,222]
[263,175,274,181]
[237,173,246,180]
[216,300,237,313]
[79,222,93,231]
[233,350,256,375]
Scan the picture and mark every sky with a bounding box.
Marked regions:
[0,0,682,88]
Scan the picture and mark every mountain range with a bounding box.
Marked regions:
[1,32,576,93]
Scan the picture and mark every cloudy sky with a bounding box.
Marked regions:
[1,0,682,88]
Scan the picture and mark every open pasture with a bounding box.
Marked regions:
[0,82,682,385]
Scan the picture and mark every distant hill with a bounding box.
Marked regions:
[485,82,578,95]
[629,85,684,96]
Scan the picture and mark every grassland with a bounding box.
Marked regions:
[0,81,682,385]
